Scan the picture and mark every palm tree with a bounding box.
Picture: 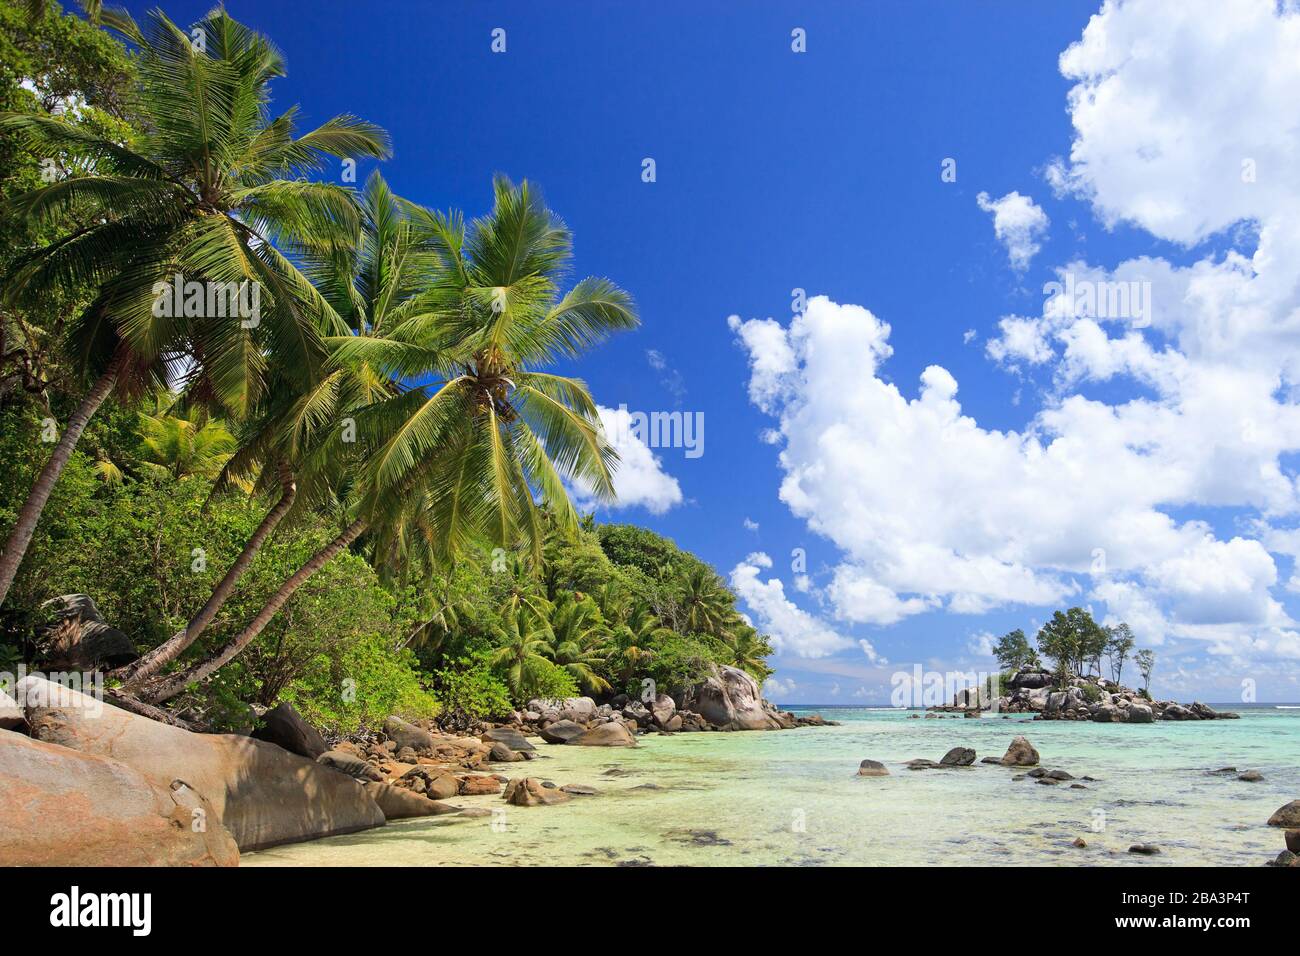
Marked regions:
[135,176,637,704]
[112,171,428,692]
[680,566,732,637]
[547,594,611,694]
[595,585,670,686]
[0,7,389,606]
[135,406,238,481]
[726,625,772,681]
[489,604,555,701]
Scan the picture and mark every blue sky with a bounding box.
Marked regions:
[121,0,1300,703]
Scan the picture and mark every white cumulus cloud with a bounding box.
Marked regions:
[977,190,1050,271]
[572,405,683,515]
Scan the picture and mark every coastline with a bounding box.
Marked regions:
[245,705,1300,867]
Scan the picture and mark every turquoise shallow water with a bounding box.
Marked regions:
[245,705,1299,867]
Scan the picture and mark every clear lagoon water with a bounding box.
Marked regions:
[245,705,1299,866]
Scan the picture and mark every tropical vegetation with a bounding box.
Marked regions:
[0,1,772,733]
[993,606,1155,693]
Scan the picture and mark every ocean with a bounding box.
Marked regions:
[245,704,1299,866]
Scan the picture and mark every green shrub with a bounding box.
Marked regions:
[429,654,513,727]
[528,658,580,700]
[280,634,438,737]
[641,633,730,693]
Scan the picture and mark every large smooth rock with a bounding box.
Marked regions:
[539,719,586,744]
[363,783,459,819]
[650,693,677,727]
[384,716,434,754]
[1125,704,1154,723]
[488,741,526,762]
[567,721,637,747]
[940,747,976,767]
[19,675,384,851]
[529,696,596,723]
[559,696,597,723]
[1268,801,1300,828]
[858,759,890,777]
[0,688,23,731]
[999,736,1040,767]
[253,702,327,759]
[481,726,536,753]
[36,593,138,670]
[1008,667,1054,690]
[679,664,784,731]
[317,749,382,781]
[0,729,238,866]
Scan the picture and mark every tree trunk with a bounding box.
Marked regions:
[139,518,367,704]
[113,463,298,690]
[105,689,197,731]
[0,355,123,607]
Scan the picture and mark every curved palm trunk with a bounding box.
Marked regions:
[0,355,123,607]
[113,465,297,691]
[139,518,367,704]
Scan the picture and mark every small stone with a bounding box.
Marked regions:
[1072,837,1087,848]
[1128,843,1161,855]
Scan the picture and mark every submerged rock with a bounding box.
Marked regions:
[858,759,890,777]
[1128,843,1161,855]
